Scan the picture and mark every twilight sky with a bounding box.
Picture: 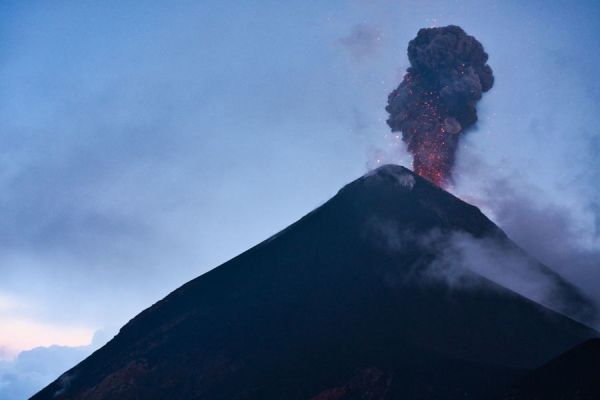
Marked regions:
[1,0,600,397]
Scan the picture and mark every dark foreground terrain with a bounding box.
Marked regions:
[506,338,600,399]
[32,165,599,400]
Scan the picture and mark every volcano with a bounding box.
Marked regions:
[32,165,598,400]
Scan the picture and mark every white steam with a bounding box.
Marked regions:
[367,219,585,322]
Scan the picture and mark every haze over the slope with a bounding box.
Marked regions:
[1,0,600,398]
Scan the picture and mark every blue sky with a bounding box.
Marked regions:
[1,0,600,397]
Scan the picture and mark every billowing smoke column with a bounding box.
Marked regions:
[386,25,494,186]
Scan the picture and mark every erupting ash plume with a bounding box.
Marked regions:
[386,25,494,186]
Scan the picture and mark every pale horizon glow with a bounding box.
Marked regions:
[0,320,93,361]
[0,294,93,361]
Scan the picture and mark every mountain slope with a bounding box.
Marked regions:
[32,165,598,400]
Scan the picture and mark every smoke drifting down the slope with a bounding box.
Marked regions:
[386,25,494,186]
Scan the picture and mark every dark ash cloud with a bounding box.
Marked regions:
[386,25,494,186]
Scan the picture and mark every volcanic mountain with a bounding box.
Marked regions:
[32,165,598,400]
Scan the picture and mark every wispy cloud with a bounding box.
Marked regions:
[365,217,597,325]
[339,23,383,62]
[452,151,600,324]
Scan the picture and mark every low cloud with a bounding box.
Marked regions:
[0,331,111,400]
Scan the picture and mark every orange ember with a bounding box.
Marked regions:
[410,123,455,187]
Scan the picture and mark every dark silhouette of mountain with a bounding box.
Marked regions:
[31,165,598,400]
[504,338,600,400]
